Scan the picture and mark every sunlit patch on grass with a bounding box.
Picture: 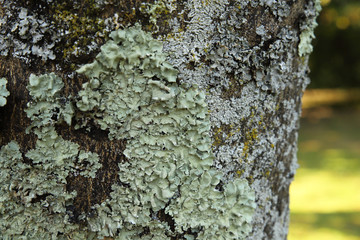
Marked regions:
[290,170,360,213]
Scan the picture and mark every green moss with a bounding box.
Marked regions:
[140,0,169,32]
[0,78,10,107]
[139,0,188,36]
[51,1,107,62]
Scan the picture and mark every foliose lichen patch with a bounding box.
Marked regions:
[0,5,57,62]
[0,73,102,239]
[1,24,256,239]
[0,0,113,66]
[75,24,256,239]
[1,0,320,239]
[298,0,322,57]
[0,0,188,70]
[0,77,10,106]
[161,0,320,238]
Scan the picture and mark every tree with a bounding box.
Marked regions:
[0,0,320,239]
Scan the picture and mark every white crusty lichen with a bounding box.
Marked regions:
[75,24,256,239]
[0,7,56,61]
[161,1,318,239]
[0,73,102,239]
[0,77,10,106]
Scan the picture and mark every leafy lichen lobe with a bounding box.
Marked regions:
[0,78,10,106]
[76,24,256,239]
[0,25,256,239]
[0,73,101,239]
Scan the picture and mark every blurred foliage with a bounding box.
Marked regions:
[309,0,360,88]
[290,212,360,240]
[289,109,360,240]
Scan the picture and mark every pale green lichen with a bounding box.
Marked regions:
[1,24,256,239]
[25,73,74,131]
[298,29,315,57]
[77,150,102,178]
[298,0,322,57]
[166,171,255,239]
[0,77,10,107]
[0,135,80,239]
[76,24,256,239]
[25,72,101,179]
[0,73,101,239]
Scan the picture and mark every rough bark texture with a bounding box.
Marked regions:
[0,0,320,239]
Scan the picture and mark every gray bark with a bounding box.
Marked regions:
[0,0,320,239]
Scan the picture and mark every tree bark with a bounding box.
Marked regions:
[0,0,320,239]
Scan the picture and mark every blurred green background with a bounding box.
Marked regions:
[309,0,360,89]
[289,0,360,239]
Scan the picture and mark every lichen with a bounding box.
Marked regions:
[166,172,255,239]
[0,0,189,70]
[0,0,114,66]
[0,78,10,107]
[298,0,322,57]
[1,0,317,237]
[25,73,74,131]
[75,24,256,239]
[160,1,317,238]
[0,6,57,62]
[0,73,102,239]
[25,72,102,179]
[140,0,170,32]
[1,23,256,239]
[51,0,108,61]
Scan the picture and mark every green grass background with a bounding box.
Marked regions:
[289,108,360,240]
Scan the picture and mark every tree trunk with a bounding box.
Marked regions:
[0,0,320,239]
